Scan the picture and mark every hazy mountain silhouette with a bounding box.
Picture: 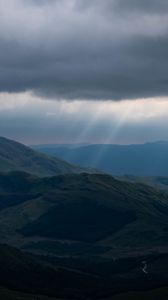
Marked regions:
[32,141,168,176]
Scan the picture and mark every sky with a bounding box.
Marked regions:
[0,0,168,145]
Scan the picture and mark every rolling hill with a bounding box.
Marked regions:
[32,141,168,176]
[0,171,168,255]
[1,172,168,298]
[0,137,87,176]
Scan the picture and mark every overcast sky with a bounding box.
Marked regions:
[0,0,168,144]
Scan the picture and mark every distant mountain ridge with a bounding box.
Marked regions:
[0,136,88,176]
[32,141,168,176]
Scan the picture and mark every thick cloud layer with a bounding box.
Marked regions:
[1,0,168,100]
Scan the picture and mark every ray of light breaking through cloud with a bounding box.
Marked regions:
[0,92,168,144]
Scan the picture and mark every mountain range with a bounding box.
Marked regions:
[32,141,168,176]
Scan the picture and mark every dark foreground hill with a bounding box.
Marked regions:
[1,172,168,298]
[2,243,168,299]
[0,243,105,299]
[0,137,87,176]
[33,141,168,176]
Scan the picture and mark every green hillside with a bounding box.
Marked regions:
[0,172,168,255]
[0,137,86,176]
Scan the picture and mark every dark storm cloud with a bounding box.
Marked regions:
[113,0,168,14]
[0,0,168,100]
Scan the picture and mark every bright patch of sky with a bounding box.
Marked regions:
[0,92,168,145]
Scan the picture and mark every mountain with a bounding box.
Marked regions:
[32,141,168,176]
[0,171,168,255]
[1,172,168,298]
[0,137,88,176]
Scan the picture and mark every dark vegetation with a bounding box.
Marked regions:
[0,244,106,299]
[1,171,168,250]
[2,243,168,299]
[21,201,136,242]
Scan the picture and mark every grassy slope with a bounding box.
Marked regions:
[0,137,84,176]
[0,172,168,255]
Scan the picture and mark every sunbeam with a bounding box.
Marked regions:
[89,101,137,167]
